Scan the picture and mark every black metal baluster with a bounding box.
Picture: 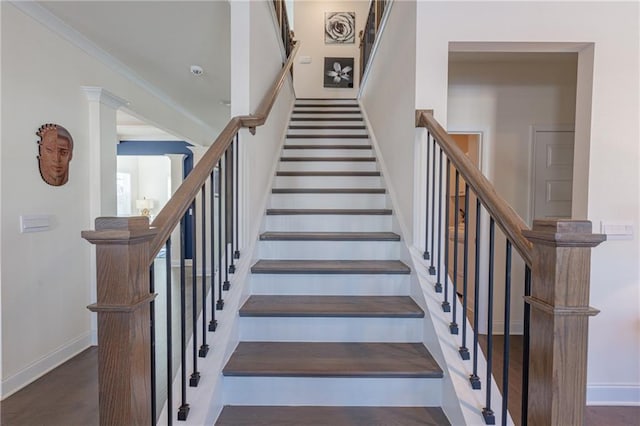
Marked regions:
[429,136,437,275]
[209,171,218,331]
[223,147,231,291]
[216,159,224,310]
[150,263,156,425]
[470,198,482,389]
[178,217,189,421]
[482,218,496,425]
[189,201,200,387]
[442,158,451,313]
[199,185,209,357]
[229,139,236,274]
[502,240,512,426]
[165,239,173,426]
[450,170,460,334]
[435,147,444,293]
[521,265,531,426]
[424,131,431,261]
[234,135,240,260]
[459,183,470,360]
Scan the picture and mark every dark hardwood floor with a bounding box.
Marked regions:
[1,341,637,426]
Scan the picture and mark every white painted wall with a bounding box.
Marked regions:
[293,0,370,99]
[360,1,416,243]
[447,55,578,333]
[0,2,218,397]
[232,0,295,257]
[415,1,640,405]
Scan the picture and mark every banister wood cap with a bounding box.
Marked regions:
[523,219,606,247]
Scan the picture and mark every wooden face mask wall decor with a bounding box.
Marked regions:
[36,123,73,186]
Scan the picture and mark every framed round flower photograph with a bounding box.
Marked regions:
[325,12,355,44]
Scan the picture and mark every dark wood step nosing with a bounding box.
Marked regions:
[280,157,376,162]
[239,296,424,318]
[276,171,381,176]
[285,134,369,139]
[283,144,372,150]
[223,342,442,378]
[292,110,362,114]
[259,231,400,241]
[250,260,411,275]
[272,188,385,194]
[265,208,392,215]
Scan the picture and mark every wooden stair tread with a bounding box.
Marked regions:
[216,406,450,426]
[251,259,410,274]
[239,296,423,318]
[283,144,371,149]
[276,171,380,176]
[285,134,369,139]
[260,231,399,241]
[223,342,442,378]
[266,208,392,215]
[272,188,385,194]
[280,157,375,161]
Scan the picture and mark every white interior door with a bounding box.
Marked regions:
[532,126,575,220]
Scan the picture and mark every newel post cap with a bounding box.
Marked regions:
[82,216,157,244]
[523,219,606,248]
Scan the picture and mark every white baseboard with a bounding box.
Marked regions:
[1,331,93,399]
[587,383,640,406]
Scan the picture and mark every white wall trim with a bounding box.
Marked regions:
[1,332,93,399]
[587,383,640,406]
[82,86,129,110]
[10,1,216,136]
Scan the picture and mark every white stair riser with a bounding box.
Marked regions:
[294,106,360,112]
[289,120,364,127]
[223,376,442,406]
[250,273,410,296]
[287,128,367,136]
[274,175,382,188]
[282,149,373,158]
[264,215,392,232]
[296,99,359,106]
[285,137,370,145]
[278,161,378,172]
[269,193,387,209]
[240,317,423,342]
[292,113,362,120]
[257,240,400,260]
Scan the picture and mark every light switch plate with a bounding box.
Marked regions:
[20,214,51,233]
[600,221,634,240]
[299,56,312,64]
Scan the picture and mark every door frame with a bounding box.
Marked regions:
[529,124,575,224]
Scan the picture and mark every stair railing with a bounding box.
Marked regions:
[416,110,605,425]
[82,41,299,426]
[359,0,390,81]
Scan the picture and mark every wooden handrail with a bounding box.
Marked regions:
[149,41,299,261]
[416,110,533,266]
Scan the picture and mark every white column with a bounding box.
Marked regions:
[166,154,186,267]
[82,86,129,344]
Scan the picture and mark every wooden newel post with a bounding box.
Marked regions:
[523,219,605,425]
[82,217,158,426]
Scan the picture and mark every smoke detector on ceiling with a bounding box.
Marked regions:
[190,65,204,76]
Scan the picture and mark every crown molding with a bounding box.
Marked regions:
[82,87,130,109]
[10,1,216,136]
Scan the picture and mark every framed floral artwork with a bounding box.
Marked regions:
[325,12,355,44]
[324,57,354,88]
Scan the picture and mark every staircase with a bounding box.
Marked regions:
[216,99,450,425]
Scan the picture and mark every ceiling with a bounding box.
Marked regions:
[38,1,231,141]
